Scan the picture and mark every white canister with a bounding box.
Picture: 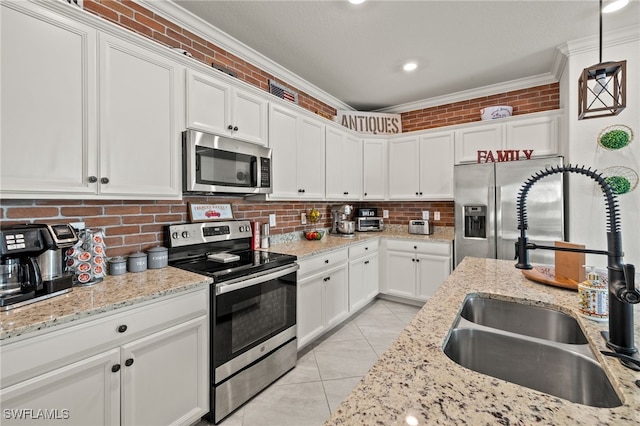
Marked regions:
[578,268,608,322]
[146,246,168,269]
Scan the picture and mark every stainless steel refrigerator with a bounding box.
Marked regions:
[454,156,565,266]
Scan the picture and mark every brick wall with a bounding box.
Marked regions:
[83,0,336,120]
[0,198,455,257]
[401,83,560,132]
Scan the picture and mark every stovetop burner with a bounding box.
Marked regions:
[165,221,296,283]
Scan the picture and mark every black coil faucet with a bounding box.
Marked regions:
[515,164,640,370]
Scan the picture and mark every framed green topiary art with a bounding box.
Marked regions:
[598,125,633,150]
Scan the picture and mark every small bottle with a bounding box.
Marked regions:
[578,266,608,322]
[261,224,270,249]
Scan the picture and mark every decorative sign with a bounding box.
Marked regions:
[188,203,234,222]
[477,149,535,163]
[336,110,401,135]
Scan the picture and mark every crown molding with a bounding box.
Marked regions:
[560,24,640,57]
[375,73,558,114]
[138,0,355,111]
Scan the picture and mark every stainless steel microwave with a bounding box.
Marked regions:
[183,130,272,195]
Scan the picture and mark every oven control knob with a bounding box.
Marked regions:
[172,232,179,239]
[182,231,189,239]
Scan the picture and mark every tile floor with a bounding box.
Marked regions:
[196,298,422,426]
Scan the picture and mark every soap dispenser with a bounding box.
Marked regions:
[578,266,608,322]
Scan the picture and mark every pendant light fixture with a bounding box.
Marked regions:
[577,0,627,120]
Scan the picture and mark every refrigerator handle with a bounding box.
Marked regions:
[495,185,502,241]
[488,185,496,259]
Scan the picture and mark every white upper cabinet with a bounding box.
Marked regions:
[268,103,325,200]
[0,1,97,197]
[388,135,420,199]
[186,69,268,145]
[325,127,362,200]
[388,131,454,200]
[0,2,184,199]
[362,138,387,200]
[454,112,560,164]
[98,34,183,198]
[418,131,454,199]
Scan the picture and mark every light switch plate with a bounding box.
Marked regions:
[383,210,389,218]
[434,211,440,221]
[301,213,307,225]
[269,213,277,227]
[422,211,430,220]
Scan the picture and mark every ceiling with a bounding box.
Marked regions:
[170,0,639,112]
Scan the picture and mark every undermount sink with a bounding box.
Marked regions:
[459,295,589,344]
[443,294,622,408]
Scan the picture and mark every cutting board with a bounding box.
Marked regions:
[520,241,585,290]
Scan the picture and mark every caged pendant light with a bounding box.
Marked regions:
[578,0,627,120]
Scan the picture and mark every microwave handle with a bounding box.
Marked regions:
[251,157,258,187]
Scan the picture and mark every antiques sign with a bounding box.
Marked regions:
[337,110,402,135]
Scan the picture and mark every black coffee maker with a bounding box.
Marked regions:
[0,224,78,311]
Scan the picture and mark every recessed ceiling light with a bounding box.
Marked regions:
[349,0,366,4]
[602,0,629,13]
[403,62,418,72]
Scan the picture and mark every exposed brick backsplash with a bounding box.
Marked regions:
[401,83,560,132]
[0,198,453,258]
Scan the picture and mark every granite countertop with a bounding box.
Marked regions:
[326,257,640,425]
[263,226,455,259]
[0,267,212,341]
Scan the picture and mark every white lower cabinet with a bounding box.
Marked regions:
[0,289,209,426]
[381,240,452,302]
[296,249,349,349]
[348,240,379,312]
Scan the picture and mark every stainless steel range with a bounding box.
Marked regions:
[165,220,298,424]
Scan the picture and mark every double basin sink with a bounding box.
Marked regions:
[443,294,622,408]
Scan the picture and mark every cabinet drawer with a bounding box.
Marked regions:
[297,248,348,279]
[0,287,208,388]
[386,239,451,256]
[348,240,379,259]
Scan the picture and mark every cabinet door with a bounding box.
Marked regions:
[0,349,120,426]
[297,275,324,349]
[342,135,362,200]
[384,251,416,298]
[348,257,365,312]
[0,2,97,197]
[325,127,346,199]
[362,139,387,200]
[323,265,349,329]
[99,34,183,198]
[419,132,454,199]
[388,136,419,199]
[268,104,300,199]
[121,316,208,426]
[505,115,558,158]
[415,254,451,301]
[297,116,326,199]
[454,122,504,164]
[362,253,379,302]
[186,69,231,136]
[232,87,268,145]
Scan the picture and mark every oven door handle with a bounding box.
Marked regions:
[216,263,299,295]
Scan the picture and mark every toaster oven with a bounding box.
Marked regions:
[356,217,384,232]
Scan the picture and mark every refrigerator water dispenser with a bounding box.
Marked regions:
[464,206,486,238]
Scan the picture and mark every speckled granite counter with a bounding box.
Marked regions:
[263,226,454,259]
[0,267,212,341]
[325,257,640,425]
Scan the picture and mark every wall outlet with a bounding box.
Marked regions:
[422,211,430,220]
[383,209,389,219]
[269,213,277,227]
[434,211,440,221]
[301,212,307,225]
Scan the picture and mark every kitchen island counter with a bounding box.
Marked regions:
[326,257,640,425]
[0,267,212,341]
[263,226,454,259]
